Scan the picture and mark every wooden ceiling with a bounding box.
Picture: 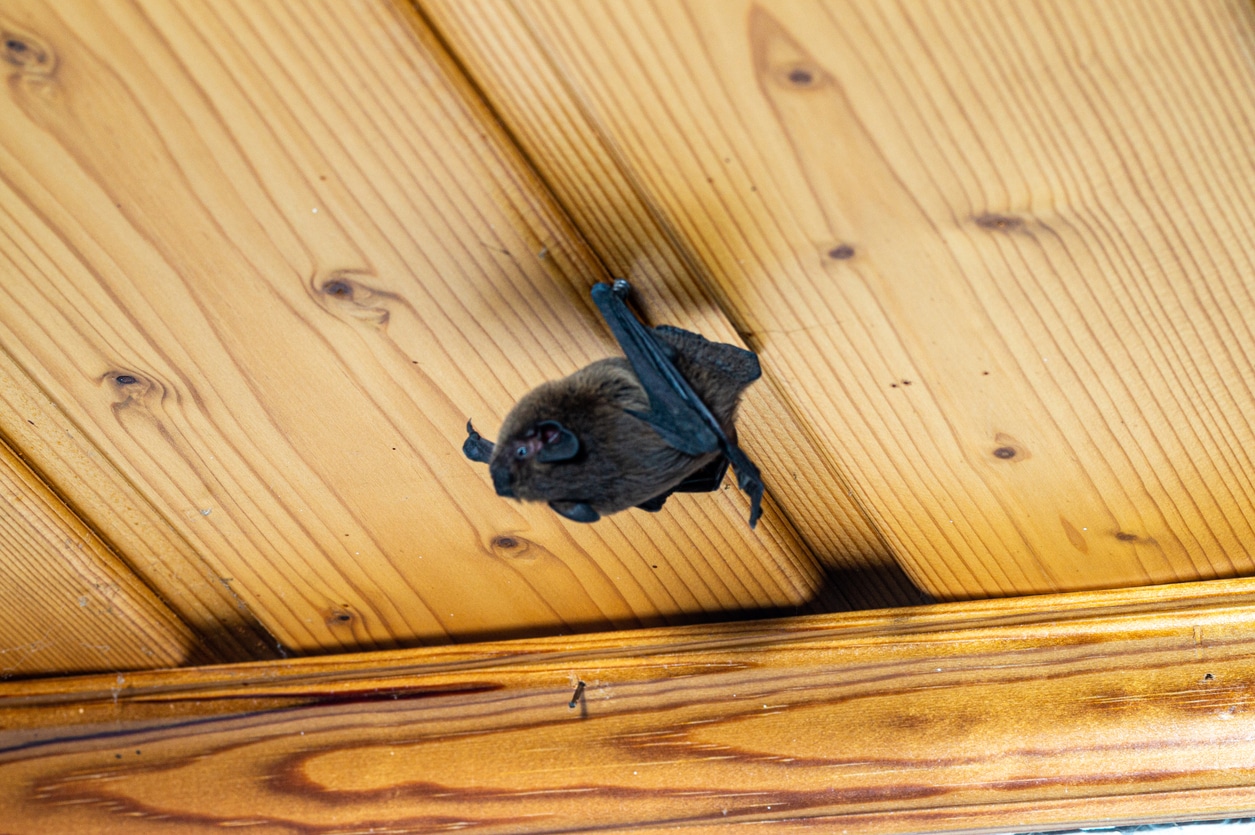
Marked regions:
[0,0,1253,680]
[4,1,1255,831]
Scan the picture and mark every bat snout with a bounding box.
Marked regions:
[491,465,516,498]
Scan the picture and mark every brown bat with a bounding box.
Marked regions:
[464,280,764,526]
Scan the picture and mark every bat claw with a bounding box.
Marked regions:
[724,445,764,528]
[610,278,631,298]
[742,480,764,528]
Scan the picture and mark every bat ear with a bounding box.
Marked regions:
[536,420,580,462]
[462,419,495,463]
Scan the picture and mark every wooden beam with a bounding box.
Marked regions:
[0,433,208,676]
[3,578,1254,831]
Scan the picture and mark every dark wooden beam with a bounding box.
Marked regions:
[2,578,1254,831]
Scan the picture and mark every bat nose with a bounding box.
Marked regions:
[491,467,515,497]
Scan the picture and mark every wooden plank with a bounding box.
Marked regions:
[415,0,923,611]
[419,0,1255,599]
[0,0,838,656]
[3,578,1255,831]
[0,433,205,677]
[0,350,279,663]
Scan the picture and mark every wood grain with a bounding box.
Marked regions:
[417,0,923,611]
[0,433,204,677]
[0,0,836,656]
[420,0,1255,599]
[0,345,279,663]
[4,578,1255,831]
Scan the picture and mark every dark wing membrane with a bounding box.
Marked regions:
[591,281,719,457]
[653,324,761,386]
[592,280,764,527]
[634,457,729,514]
[635,494,668,513]
[671,455,729,494]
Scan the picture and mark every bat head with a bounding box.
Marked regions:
[490,418,581,498]
[484,359,643,510]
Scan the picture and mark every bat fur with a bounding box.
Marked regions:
[464,323,760,524]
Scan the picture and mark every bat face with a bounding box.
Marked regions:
[489,419,579,498]
[484,360,667,517]
[463,281,765,527]
[471,349,749,524]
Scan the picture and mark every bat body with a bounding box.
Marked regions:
[464,281,764,526]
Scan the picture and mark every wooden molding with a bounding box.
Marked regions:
[3,578,1255,831]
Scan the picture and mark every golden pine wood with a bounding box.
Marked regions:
[0,350,278,663]
[415,0,921,611]
[0,434,203,676]
[0,0,850,658]
[3,579,1255,831]
[421,0,1255,599]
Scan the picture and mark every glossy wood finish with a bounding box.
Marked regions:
[0,0,859,659]
[0,341,279,664]
[5,0,1255,659]
[1,2,1254,826]
[0,434,204,676]
[3,578,1255,831]
[423,0,1255,599]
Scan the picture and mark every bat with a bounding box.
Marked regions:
[463,279,764,527]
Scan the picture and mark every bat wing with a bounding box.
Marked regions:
[592,280,764,527]
[654,325,761,388]
[670,455,730,494]
[634,456,729,513]
[591,281,720,456]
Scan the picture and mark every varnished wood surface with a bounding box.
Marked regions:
[4,578,1255,831]
[0,434,204,676]
[422,0,1255,600]
[0,0,864,659]
[0,350,279,664]
[415,0,921,611]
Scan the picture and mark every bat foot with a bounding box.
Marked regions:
[724,445,764,528]
[636,494,668,512]
[549,501,600,523]
[740,475,764,528]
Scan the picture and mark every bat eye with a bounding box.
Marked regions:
[515,445,531,459]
